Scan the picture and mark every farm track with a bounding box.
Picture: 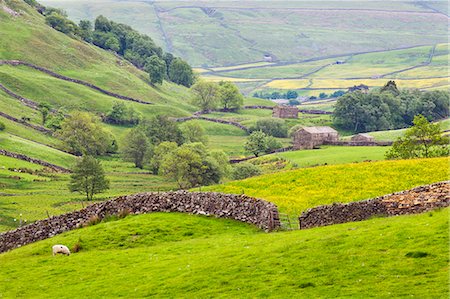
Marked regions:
[0,60,153,105]
[152,4,173,52]
[379,44,436,78]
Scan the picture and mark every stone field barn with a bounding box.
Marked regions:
[293,126,339,149]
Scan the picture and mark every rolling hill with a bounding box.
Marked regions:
[0,209,448,297]
[40,0,449,95]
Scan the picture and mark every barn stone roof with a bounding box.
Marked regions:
[299,126,338,134]
[355,133,373,138]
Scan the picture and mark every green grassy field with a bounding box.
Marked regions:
[274,146,388,167]
[205,157,448,215]
[0,209,448,298]
[364,119,450,141]
[0,1,195,113]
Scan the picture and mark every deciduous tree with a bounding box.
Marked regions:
[122,128,150,169]
[69,155,109,201]
[191,80,219,112]
[386,115,449,159]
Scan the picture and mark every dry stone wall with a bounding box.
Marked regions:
[0,111,52,134]
[0,191,280,253]
[299,181,449,229]
[0,60,152,105]
[173,116,249,133]
[0,149,71,173]
[324,140,393,146]
[0,83,41,111]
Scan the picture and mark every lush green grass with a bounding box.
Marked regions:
[205,157,448,215]
[365,119,450,141]
[0,156,176,232]
[0,132,76,169]
[0,65,192,117]
[0,209,448,298]
[0,1,195,114]
[274,146,388,167]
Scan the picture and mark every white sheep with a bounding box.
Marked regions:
[52,244,71,256]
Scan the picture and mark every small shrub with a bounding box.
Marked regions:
[232,163,262,180]
[299,282,315,288]
[0,121,5,131]
[251,118,288,138]
[72,238,83,253]
[84,215,101,227]
[405,251,429,258]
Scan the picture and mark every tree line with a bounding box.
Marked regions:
[333,81,449,133]
[24,1,194,87]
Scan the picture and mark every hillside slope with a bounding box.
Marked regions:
[0,0,195,113]
[0,210,448,297]
[205,157,448,215]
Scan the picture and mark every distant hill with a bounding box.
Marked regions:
[40,0,450,95]
[41,0,448,67]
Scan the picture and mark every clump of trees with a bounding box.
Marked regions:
[69,155,109,201]
[56,112,117,156]
[386,115,449,159]
[334,83,449,133]
[155,143,229,189]
[37,4,194,87]
[104,102,141,125]
[231,162,262,180]
[253,90,299,100]
[250,118,288,138]
[244,131,283,157]
[191,80,243,112]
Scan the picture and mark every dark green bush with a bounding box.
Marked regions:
[231,163,262,180]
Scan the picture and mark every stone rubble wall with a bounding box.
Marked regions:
[324,140,393,146]
[0,83,41,111]
[0,60,152,105]
[0,191,281,253]
[298,109,333,115]
[0,111,52,134]
[173,116,250,133]
[0,149,71,173]
[299,181,449,229]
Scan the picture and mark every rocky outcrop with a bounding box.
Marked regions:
[173,116,250,133]
[0,191,280,253]
[299,181,449,229]
[0,149,71,173]
[0,60,152,105]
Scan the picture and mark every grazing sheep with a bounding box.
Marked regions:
[52,245,70,256]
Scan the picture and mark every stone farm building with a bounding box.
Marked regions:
[351,133,374,142]
[272,105,298,119]
[293,126,339,149]
[348,84,369,93]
